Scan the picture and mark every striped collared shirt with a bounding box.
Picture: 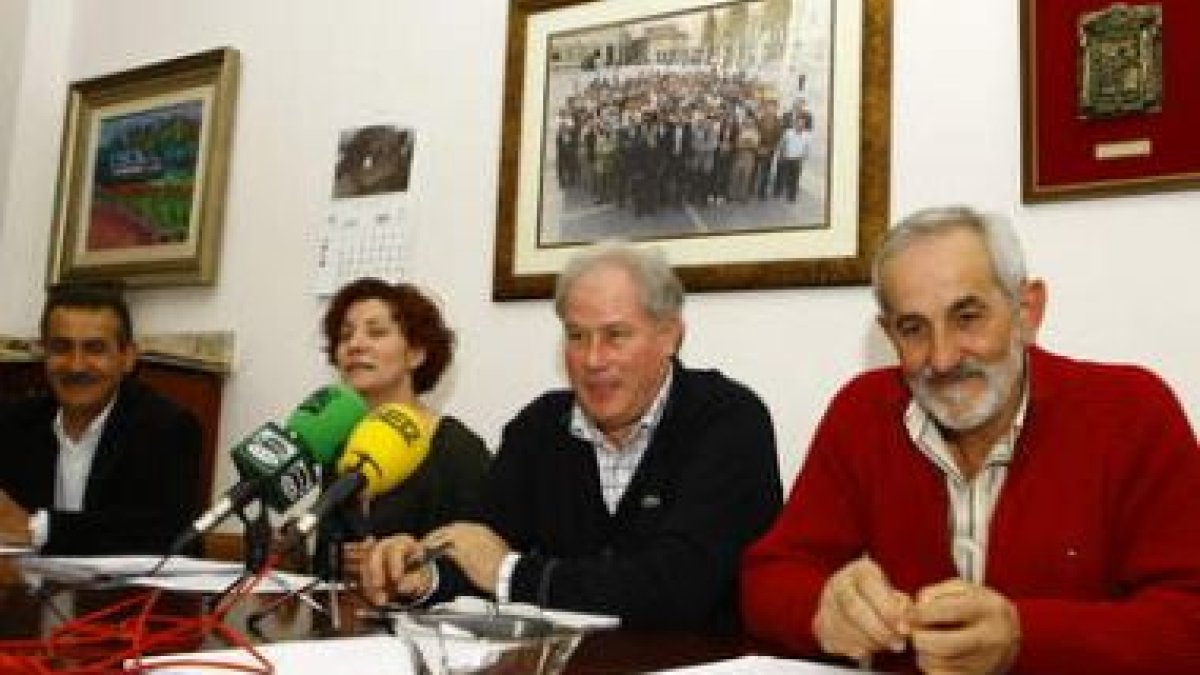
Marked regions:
[904,385,1028,583]
[569,369,674,514]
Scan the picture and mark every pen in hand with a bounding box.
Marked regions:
[403,540,451,574]
[360,538,451,607]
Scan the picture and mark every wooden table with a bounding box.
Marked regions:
[0,566,750,673]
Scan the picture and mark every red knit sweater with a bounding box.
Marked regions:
[742,347,1200,673]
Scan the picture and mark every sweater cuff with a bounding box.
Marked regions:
[495,552,520,602]
[29,509,49,550]
[510,553,559,606]
[1006,598,1080,673]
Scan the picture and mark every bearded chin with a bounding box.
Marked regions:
[911,338,1026,432]
[915,375,1000,431]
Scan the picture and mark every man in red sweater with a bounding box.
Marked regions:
[742,206,1200,674]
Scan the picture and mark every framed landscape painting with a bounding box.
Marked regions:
[493,0,891,299]
[47,48,239,287]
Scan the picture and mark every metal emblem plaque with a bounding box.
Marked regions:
[1077,3,1163,118]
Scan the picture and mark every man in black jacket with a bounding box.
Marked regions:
[363,242,782,631]
[0,284,201,555]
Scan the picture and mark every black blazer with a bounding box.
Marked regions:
[0,378,201,555]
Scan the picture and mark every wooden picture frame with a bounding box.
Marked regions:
[493,0,891,299]
[1021,0,1200,202]
[47,47,240,287]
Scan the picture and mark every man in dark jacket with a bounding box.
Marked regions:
[0,284,201,555]
[363,242,782,631]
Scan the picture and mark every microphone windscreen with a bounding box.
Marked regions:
[285,384,369,465]
[337,403,433,497]
[231,422,318,511]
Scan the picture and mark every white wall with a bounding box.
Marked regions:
[1,1,1197,511]
[0,0,69,284]
[0,0,31,228]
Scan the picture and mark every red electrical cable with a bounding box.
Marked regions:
[0,553,286,674]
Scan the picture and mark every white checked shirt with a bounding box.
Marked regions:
[569,369,673,514]
[904,387,1028,583]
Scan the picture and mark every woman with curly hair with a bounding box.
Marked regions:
[317,277,490,578]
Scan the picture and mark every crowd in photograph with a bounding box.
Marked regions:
[552,67,815,217]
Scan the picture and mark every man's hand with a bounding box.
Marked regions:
[813,556,913,665]
[360,534,436,605]
[0,490,31,546]
[424,522,511,595]
[910,579,1021,675]
[341,535,375,579]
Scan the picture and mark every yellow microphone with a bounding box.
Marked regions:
[337,403,434,497]
[287,403,433,540]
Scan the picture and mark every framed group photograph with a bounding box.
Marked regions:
[1021,0,1200,202]
[493,0,892,299]
[47,47,240,287]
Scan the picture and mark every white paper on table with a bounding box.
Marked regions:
[432,595,621,630]
[20,555,239,579]
[539,606,621,630]
[16,555,328,593]
[129,569,327,594]
[652,654,876,674]
[137,634,416,674]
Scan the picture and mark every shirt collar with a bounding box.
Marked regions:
[54,392,118,449]
[569,365,675,450]
[904,374,1029,476]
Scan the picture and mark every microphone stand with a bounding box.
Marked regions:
[312,514,349,631]
[238,501,272,575]
[243,505,365,634]
[235,500,331,634]
[244,570,328,637]
[306,500,372,631]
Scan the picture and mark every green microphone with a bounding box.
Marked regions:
[231,383,368,510]
[168,384,368,556]
[285,384,369,466]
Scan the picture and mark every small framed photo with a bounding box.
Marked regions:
[47,48,240,287]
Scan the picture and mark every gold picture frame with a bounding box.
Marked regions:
[47,47,239,287]
[493,0,891,299]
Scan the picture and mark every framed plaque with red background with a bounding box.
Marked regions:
[1021,0,1200,202]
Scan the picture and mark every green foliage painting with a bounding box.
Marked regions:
[88,100,203,251]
